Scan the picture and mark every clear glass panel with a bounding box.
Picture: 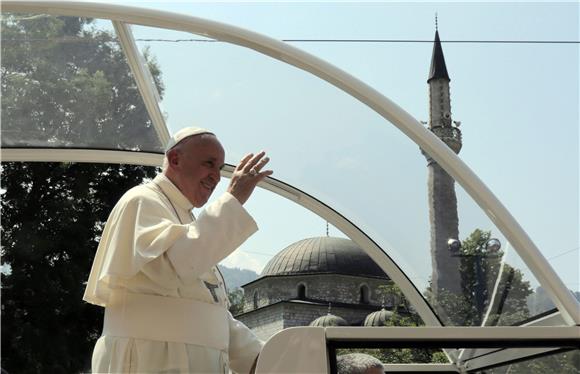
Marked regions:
[132,14,577,326]
[335,348,449,365]
[2,2,577,372]
[477,349,580,374]
[0,14,163,152]
[133,27,572,325]
[210,183,419,340]
[429,184,558,326]
[212,182,350,283]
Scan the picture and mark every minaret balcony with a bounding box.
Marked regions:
[430,125,462,154]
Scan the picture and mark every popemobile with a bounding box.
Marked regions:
[1,2,579,373]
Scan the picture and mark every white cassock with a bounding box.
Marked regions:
[83,174,263,374]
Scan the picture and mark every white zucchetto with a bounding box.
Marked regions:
[165,127,213,153]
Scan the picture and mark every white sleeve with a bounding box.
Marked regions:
[84,189,189,306]
[228,312,264,374]
[166,192,258,284]
[84,190,257,306]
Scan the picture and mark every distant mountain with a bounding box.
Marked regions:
[218,265,259,290]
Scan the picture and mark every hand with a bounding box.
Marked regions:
[227,151,273,205]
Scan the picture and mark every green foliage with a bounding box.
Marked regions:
[1,163,157,373]
[376,282,422,326]
[355,283,448,364]
[486,349,580,374]
[424,230,575,372]
[1,13,163,149]
[228,288,245,316]
[428,229,533,326]
[1,13,162,373]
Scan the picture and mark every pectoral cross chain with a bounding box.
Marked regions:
[204,281,220,303]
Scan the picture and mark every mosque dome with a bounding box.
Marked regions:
[260,237,387,278]
[363,308,394,326]
[309,313,348,327]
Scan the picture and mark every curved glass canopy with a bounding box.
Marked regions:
[1,2,578,372]
[0,16,163,152]
[130,24,567,327]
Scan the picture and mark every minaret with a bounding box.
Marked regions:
[423,23,463,299]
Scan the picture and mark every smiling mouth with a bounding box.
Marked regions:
[201,181,215,192]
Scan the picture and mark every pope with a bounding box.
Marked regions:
[83,127,272,373]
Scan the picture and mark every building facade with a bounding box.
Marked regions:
[236,237,394,340]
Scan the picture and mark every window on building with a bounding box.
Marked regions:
[360,285,370,304]
[297,284,306,299]
[253,291,259,309]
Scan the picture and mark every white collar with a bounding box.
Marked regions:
[152,174,194,211]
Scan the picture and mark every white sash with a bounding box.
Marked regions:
[103,290,229,351]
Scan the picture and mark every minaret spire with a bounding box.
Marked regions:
[422,22,463,306]
[428,29,450,83]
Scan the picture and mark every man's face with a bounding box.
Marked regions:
[171,135,225,207]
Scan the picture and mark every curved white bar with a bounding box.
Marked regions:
[3,1,579,325]
[0,148,163,167]
[112,21,170,145]
[1,149,445,330]
[256,326,580,373]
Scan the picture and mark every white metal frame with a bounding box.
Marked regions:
[3,3,579,369]
[327,326,580,373]
[112,21,170,146]
[220,167,444,327]
[1,148,163,167]
[459,310,569,369]
[324,325,580,342]
[1,145,442,322]
[0,147,449,331]
[461,347,564,372]
[254,326,580,373]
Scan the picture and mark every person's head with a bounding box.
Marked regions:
[163,127,225,208]
[336,353,384,374]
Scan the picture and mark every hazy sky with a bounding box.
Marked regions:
[99,1,578,296]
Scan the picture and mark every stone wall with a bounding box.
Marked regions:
[282,303,376,328]
[242,274,392,313]
[237,303,284,341]
[238,301,385,341]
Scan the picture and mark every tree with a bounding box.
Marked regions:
[1,13,163,373]
[1,14,163,150]
[424,230,580,372]
[494,349,580,373]
[427,229,533,327]
[340,283,448,364]
[228,288,245,316]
